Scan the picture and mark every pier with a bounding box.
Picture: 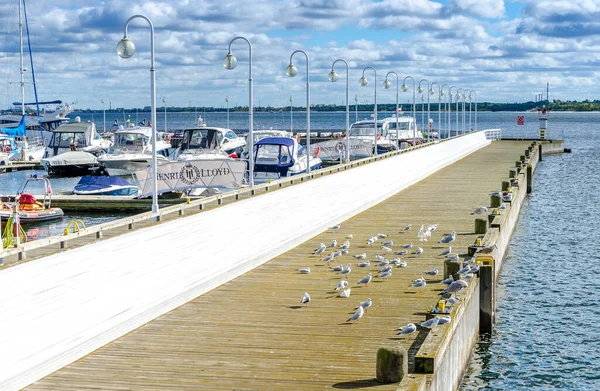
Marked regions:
[0,132,552,390]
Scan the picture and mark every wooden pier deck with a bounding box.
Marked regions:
[22,140,530,391]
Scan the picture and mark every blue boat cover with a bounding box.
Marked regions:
[75,176,133,190]
[255,137,295,147]
[0,116,26,136]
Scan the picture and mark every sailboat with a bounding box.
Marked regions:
[0,0,66,161]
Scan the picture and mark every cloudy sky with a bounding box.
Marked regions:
[0,0,599,110]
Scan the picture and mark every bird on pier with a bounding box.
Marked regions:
[335,280,349,291]
[382,240,393,246]
[397,323,417,335]
[330,265,344,272]
[377,233,388,238]
[366,236,377,245]
[402,242,413,249]
[477,243,497,254]
[396,260,408,268]
[329,239,337,248]
[470,206,488,215]
[297,267,310,274]
[354,253,367,259]
[339,263,351,276]
[440,246,452,256]
[438,315,452,325]
[340,240,350,249]
[347,305,364,322]
[413,246,424,255]
[346,234,354,239]
[380,265,393,274]
[314,243,326,255]
[357,260,370,267]
[378,270,393,279]
[382,246,393,253]
[411,278,426,288]
[439,231,456,244]
[301,292,311,304]
[420,316,440,333]
[395,249,408,255]
[446,253,460,262]
[425,267,439,276]
[440,280,468,295]
[358,298,372,312]
[440,275,454,285]
[357,273,372,286]
[340,288,351,298]
[321,253,335,262]
[401,224,412,232]
[329,223,341,230]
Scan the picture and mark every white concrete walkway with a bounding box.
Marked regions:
[0,132,490,390]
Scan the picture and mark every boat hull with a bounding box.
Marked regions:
[0,207,64,225]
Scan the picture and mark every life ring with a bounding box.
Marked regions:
[3,145,10,153]
[337,133,342,139]
[296,134,301,143]
[313,145,320,158]
[376,134,381,141]
[166,134,172,143]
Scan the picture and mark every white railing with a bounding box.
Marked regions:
[484,128,502,140]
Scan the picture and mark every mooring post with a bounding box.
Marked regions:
[479,263,494,334]
[539,144,543,161]
[501,180,510,192]
[376,346,408,383]
[509,169,516,179]
[444,259,461,281]
[491,194,502,208]
[475,218,487,234]
[527,163,533,194]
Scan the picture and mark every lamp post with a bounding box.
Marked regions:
[354,95,358,122]
[440,84,450,138]
[328,59,350,162]
[464,89,471,132]
[225,96,230,129]
[456,88,464,134]
[223,36,254,186]
[472,90,477,131]
[430,82,441,140]
[286,50,312,173]
[116,14,159,214]
[448,86,457,137]
[418,79,432,143]
[401,76,416,146]
[289,95,293,132]
[101,99,106,133]
[383,71,400,150]
[359,67,377,156]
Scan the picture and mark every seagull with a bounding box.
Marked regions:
[375,254,385,262]
[346,234,354,239]
[401,224,412,232]
[347,305,364,322]
[329,239,338,248]
[314,243,326,255]
[440,280,468,295]
[425,267,439,276]
[321,253,335,262]
[382,240,393,246]
[503,194,513,202]
[446,253,460,262]
[378,270,393,279]
[358,298,372,313]
[376,260,389,267]
[462,273,474,281]
[340,249,349,255]
[330,224,341,230]
[382,246,393,252]
[477,244,497,254]
[388,258,401,265]
[499,203,507,210]
[332,250,343,258]
[379,265,393,273]
[340,288,351,298]
[335,280,349,290]
[438,315,452,325]
[445,297,460,305]
[330,264,344,272]
[427,224,439,232]
[354,253,367,259]
[377,233,388,238]
[417,225,428,241]
[298,267,310,274]
[440,246,452,256]
[357,273,372,286]
[339,263,351,276]
[470,206,488,215]
[469,264,480,273]
[395,249,408,255]
[413,247,424,255]
[420,316,440,332]
[440,275,454,285]
[402,242,413,249]
[397,323,417,335]
[357,260,371,267]
[489,191,502,197]
[457,265,471,274]
[340,240,350,249]
[411,279,426,288]
[396,260,408,268]
[438,231,456,244]
[301,292,311,304]
[366,237,376,245]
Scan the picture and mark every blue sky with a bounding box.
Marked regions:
[1,0,599,110]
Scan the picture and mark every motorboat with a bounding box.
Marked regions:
[253,136,321,181]
[40,118,112,177]
[174,126,246,161]
[348,119,398,156]
[0,116,45,162]
[0,175,64,226]
[73,176,139,196]
[241,129,293,159]
[97,125,172,176]
[0,136,19,165]
[381,114,424,145]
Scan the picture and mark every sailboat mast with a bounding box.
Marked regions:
[19,0,25,116]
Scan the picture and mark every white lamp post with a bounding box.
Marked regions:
[383,71,400,150]
[223,36,254,186]
[448,86,457,137]
[116,14,159,214]
[354,95,358,122]
[162,97,167,133]
[286,50,312,173]
[456,88,464,134]
[359,67,377,156]
[289,95,293,132]
[464,89,472,132]
[441,84,450,138]
[418,79,432,143]
[101,99,106,133]
[472,90,477,131]
[329,59,350,162]
[430,82,441,140]
[401,76,416,146]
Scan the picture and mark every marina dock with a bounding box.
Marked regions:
[0,133,551,390]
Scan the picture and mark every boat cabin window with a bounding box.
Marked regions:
[254,143,292,164]
[113,133,149,149]
[52,132,87,148]
[183,129,223,150]
[349,123,383,137]
[224,131,237,140]
[387,121,410,130]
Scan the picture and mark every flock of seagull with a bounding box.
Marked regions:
[297,222,475,335]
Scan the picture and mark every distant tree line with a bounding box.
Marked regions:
[73,99,600,113]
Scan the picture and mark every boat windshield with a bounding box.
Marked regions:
[112,133,149,151]
[182,129,223,150]
[255,144,292,165]
[349,124,381,137]
[387,121,411,130]
[51,132,87,148]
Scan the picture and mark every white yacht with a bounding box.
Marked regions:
[174,127,246,161]
[381,114,423,145]
[97,125,172,176]
[253,136,321,182]
[347,119,397,158]
[40,118,112,177]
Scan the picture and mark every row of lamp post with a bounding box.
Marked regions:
[116,14,477,216]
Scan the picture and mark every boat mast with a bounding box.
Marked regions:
[19,0,25,116]
[22,0,43,135]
